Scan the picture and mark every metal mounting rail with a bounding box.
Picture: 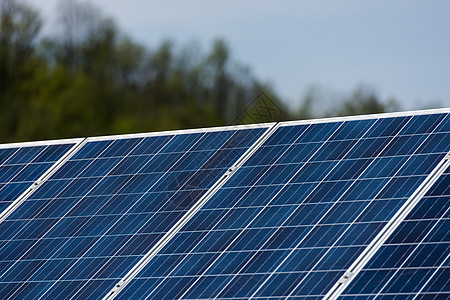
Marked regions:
[323,152,450,300]
[103,123,280,300]
[0,138,87,223]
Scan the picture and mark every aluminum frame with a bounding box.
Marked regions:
[86,123,275,142]
[280,107,450,126]
[0,137,84,149]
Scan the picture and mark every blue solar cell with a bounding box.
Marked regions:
[329,119,374,140]
[345,137,390,159]
[264,125,307,146]
[396,153,444,176]
[71,140,112,160]
[5,146,46,164]
[365,116,410,137]
[311,140,357,161]
[341,169,450,299]
[417,132,450,154]
[380,135,427,156]
[99,138,142,158]
[0,148,16,164]
[296,122,341,143]
[435,113,450,132]
[33,144,76,163]
[129,135,171,155]
[359,156,408,179]
[0,142,76,214]
[399,113,446,135]
[325,159,372,180]
[116,112,449,300]
[0,126,267,299]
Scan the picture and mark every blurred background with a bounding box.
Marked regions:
[1,0,449,143]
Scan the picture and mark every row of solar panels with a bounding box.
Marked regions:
[0,109,448,299]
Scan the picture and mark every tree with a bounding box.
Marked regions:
[0,0,42,141]
[0,0,41,82]
[52,0,117,76]
[0,0,412,144]
[206,39,231,121]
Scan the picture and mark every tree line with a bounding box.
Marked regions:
[1,0,402,143]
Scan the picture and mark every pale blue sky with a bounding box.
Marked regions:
[37,0,450,110]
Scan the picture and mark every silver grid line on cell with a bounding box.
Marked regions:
[248,116,418,299]
[103,123,278,300]
[324,152,450,300]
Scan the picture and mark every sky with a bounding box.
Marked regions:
[35,0,450,110]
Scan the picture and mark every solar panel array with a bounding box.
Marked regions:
[116,112,450,299]
[0,126,270,299]
[0,110,448,300]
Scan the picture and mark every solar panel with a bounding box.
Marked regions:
[339,166,450,299]
[113,111,449,299]
[0,125,270,299]
[0,139,82,217]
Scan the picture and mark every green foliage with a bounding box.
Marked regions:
[0,0,43,140]
[0,0,402,143]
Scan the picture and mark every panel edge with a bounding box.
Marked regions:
[0,138,85,149]
[281,108,450,127]
[87,123,275,142]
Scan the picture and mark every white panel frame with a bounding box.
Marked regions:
[86,123,275,142]
[0,137,84,149]
[0,138,86,223]
[280,108,450,126]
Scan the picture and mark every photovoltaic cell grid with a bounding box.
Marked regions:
[340,166,450,300]
[116,112,449,299]
[0,126,267,299]
[0,142,77,214]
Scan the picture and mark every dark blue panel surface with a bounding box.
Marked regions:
[117,112,450,299]
[0,127,266,299]
[341,168,450,299]
[0,143,75,213]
